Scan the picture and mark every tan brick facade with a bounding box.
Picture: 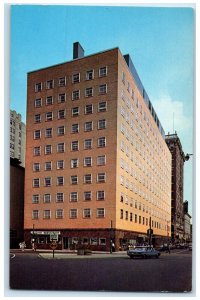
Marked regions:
[24,47,171,251]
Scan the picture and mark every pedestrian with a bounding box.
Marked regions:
[166,244,170,254]
[19,241,26,252]
[112,242,115,252]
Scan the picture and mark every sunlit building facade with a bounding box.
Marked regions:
[24,43,171,250]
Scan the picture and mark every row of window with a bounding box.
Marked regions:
[34,236,107,246]
[32,191,105,203]
[33,173,106,187]
[33,155,106,171]
[35,84,107,100]
[33,120,106,139]
[32,208,105,219]
[33,137,106,156]
[35,67,108,92]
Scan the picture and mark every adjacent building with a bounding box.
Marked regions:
[10,109,26,167]
[183,200,192,242]
[24,43,171,251]
[165,132,186,243]
[10,158,25,248]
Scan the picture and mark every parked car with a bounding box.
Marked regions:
[188,243,192,251]
[127,246,161,259]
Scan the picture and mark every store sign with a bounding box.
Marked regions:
[30,231,60,235]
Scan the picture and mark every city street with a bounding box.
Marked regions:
[9,249,192,293]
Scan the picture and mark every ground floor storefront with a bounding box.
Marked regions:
[24,228,169,252]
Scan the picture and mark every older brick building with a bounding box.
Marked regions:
[24,43,171,251]
[165,132,185,243]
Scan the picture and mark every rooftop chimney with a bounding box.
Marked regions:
[73,42,84,60]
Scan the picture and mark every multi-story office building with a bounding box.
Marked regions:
[10,110,26,167]
[165,132,185,243]
[24,43,171,251]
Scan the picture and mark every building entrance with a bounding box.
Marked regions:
[63,237,69,249]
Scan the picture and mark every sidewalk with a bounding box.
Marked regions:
[10,248,127,258]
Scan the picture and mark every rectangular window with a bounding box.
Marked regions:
[35,98,42,107]
[125,211,128,220]
[84,157,92,167]
[34,130,41,139]
[35,83,42,92]
[84,121,93,132]
[98,101,107,112]
[99,66,107,77]
[45,161,52,171]
[84,174,92,184]
[84,191,92,201]
[84,139,92,150]
[56,193,64,202]
[71,140,79,151]
[120,209,123,219]
[33,178,40,188]
[58,93,66,103]
[135,214,137,223]
[32,210,39,219]
[98,119,106,130]
[57,143,65,153]
[99,84,107,95]
[71,175,78,185]
[44,193,51,203]
[58,109,65,119]
[83,208,91,218]
[97,208,105,218]
[72,73,80,83]
[85,104,93,115]
[34,146,41,156]
[122,72,125,83]
[56,209,63,219]
[97,173,106,183]
[34,114,41,123]
[86,70,94,80]
[57,176,64,186]
[59,77,66,87]
[43,210,51,219]
[72,107,79,117]
[97,155,106,166]
[71,124,79,133]
[70,209,77,219]
[46,112,53,121]
[85,87,93,97]
[130,212,133,222]
[57,160,64,169]
[98,137,106,148]
[46,96,53,105]
[32,194,39,204]
[99,238,106,245]
[46,80,54,89]
[71,158,78,168]
[45,128,52,138]
[72,90,80,100]
[57,126,65,136]
[33,163,40,172]
[97,191,105,200]
[45,145,52,155]
[70,192,78,202]
[44,177,51,187]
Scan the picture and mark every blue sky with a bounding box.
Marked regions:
[10,5,194,215]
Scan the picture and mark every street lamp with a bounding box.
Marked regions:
[185,153,193,161]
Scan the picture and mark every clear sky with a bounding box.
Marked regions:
[10,4,194,215]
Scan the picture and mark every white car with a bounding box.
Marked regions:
[127,246,161,259]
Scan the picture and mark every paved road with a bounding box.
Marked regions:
[9,249,192,292]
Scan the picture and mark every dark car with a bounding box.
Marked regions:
[127,246,161,259]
